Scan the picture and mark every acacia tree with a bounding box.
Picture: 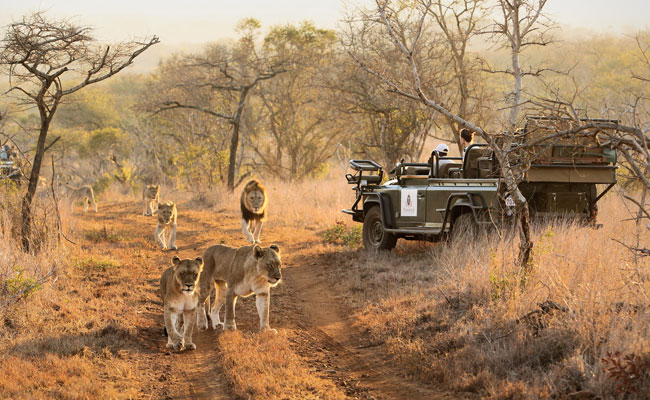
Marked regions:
[155,19,285,191]
[0,12,159,251]
[247,23,344,181]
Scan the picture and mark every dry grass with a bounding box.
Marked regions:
[184,169,352,230]
[218,331,347,400]
[3,173,646,399]
[0,188,159,398]
[0,176,353,399]
[328,194,650,398]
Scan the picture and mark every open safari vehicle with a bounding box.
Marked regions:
[343,117,618,251]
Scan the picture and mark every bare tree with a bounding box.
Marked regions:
[486,0,554,127]
[332,60,435,167]
[425,0,492,152]
[0,12,159,251]
[346,0,556,266]
[340,4,441,167]
[155,19,285,191]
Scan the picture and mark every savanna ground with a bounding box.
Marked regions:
[0,176,648,399]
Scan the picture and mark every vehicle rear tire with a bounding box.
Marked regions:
[362,206,397,251]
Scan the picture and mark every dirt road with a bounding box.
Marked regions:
[78,201,448,399]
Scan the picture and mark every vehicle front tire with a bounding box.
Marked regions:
[362,206,397,251]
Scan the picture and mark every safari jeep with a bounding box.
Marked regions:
[343,117,618,251]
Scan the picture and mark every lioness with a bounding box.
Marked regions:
[241,179,267,243]
[155,201,177,250]
[61,182,97,213]
[197,244,282,333]
[160,256,204,351]
[142,184,160,216]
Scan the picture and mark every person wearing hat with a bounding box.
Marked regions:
[432,143,453,177]
[0,144,12,161]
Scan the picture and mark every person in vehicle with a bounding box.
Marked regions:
[459,128,475,157]
[432,143,454,177]
[0,144,10,161]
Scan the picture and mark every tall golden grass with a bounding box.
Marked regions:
[330,193,650,398]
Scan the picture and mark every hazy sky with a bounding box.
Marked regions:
[2,0,649,45]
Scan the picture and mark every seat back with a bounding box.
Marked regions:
[463,146,493,179]
[438,162,462,178]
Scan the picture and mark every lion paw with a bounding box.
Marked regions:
[211,322,224,330]
[254,240,261,244]
[224,322,237,331]
[166,341,183,351]
[197,320,208,331]
[261,327,277,334]
[170,245,177,251]
[184,342,196,351]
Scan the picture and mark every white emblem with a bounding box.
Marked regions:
[401,189,418,216]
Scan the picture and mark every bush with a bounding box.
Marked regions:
[75,257,120,271]
[3,266,41,299]
[322,221,362,247]
[84,227,132,243]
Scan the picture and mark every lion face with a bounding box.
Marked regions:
[172,256,203,294]
[147,185,159,199]
[158,202,176,224]
[253,244,282,285]
[246,190,265,213]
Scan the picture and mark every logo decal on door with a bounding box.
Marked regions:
[401,189,417,216]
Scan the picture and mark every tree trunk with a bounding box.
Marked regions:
[227,87,251,192]
[21,121,50,251]
[491,138,533,268]
[226,120,240,192]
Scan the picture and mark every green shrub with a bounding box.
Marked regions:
[84,227,131,243]
[4,266,41,298]
[322,221,362,247]
[76,257,120,271]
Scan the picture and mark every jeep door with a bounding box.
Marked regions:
[425,180,448,233]
[393,179,427,228]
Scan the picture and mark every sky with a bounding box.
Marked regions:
[1,0,649,70]
[2,0,649,43]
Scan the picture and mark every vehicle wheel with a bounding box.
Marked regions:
[450,212,479,242]
[363,206,397,251]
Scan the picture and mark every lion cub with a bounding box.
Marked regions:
[155,201,177,250]
[160,256,204,351]
[142,184,160,216]
[197,244,282,333]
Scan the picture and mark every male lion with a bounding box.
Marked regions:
[155,201,177,250]
[61,182,97,213]
[197,243,282,333]
[142,184,160,216]
[241,179,267,243]
[159,256,204,351]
